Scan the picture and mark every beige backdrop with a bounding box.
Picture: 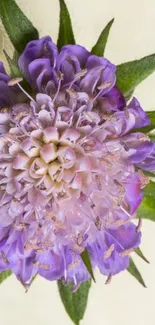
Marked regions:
[0,1,155,324]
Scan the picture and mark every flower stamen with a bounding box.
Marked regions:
[1,251,9,265]
[104,244,115,259]
[105,274,112,285]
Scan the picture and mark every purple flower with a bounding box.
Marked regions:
[18,37,124,111]
[18,36,58,86]
[0,37,154,290]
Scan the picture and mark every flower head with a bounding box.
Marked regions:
[0,37,154,290]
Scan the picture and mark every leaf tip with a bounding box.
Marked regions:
[81,249,96,283]
[57,0,75,49]
[109,17,115,24]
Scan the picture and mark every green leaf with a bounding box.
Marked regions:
[137,195,155,221]
[116,54,155,96]
[91,18,114,56]
[143,170,155,178]
[3,50,21,77]
[3,50,32,93]
[0,0,39,54]
[148,131,155,142]
[142,180,155,196]
[135,247,150,264]
[0,270,12,284]
[127,258,146,287]
[58,279,91,325]
[148,134,155,142]
[142,170,155,178]
[137,181,155,221]
[30,273,38,285]
[81,249,96,282]
[57,0,75,50]
[125,90,134,102]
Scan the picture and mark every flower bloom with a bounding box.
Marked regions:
[0,36,154,290]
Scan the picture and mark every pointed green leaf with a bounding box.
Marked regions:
[3,50,32,92]
[137,195,155,221]
[125,90,134,102]
[147,111,155,126]
[58,279,91,325]
[142,181,155,196]
[116,54,155,96]
[137,181,155,221]
[57,0,75,50]
[3,50,21,78]
[135,248,150,264]
[142,170,155,178]
[148,132,155,142]
[81,249,96,282]
[0,0,39,54]
[91,18,114,56]
[127,258,146,287]
[0,270,12,284]
[30,273,38,285]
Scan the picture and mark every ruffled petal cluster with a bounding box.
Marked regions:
[0,36,154,290]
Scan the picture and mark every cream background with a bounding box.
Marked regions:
[0,0,155,324]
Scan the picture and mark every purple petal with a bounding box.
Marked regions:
[123,174,143,213]
[128,97,150,128]
[37,250,64,281]
[136,143,155,172]
[0,81,15,108]
[57,50,81,83]
[61,44,90,66]
[88,222,141,276]
[129,140,154,163]
[81,56,116,95]
[18,36,58,82]
[28,58,52,88]
[86,55,116,71]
